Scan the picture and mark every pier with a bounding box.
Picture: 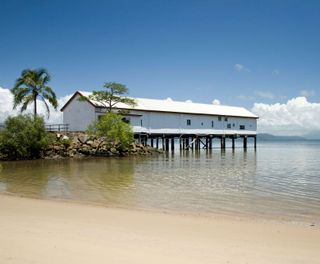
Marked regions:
[135,133,257,151]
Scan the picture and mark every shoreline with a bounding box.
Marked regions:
[1,192,319,227]
[1,195,319,263]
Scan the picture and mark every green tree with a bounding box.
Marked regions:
[83,82,136,112]
[11,68,58,118]
[87,112,134,151]
[0,115,50,160]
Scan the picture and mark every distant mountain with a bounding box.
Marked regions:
[257,133,306,141]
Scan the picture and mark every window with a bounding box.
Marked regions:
[201,122,203,126]
[187,119,191,126]
[224,117,228,122]
[140,119,143,126]
[240,125,245,130]
[227,124,231,129]
[211,121,214,128]
[122,117,130,124]
[218,116,222,121]
[233,123,235,127]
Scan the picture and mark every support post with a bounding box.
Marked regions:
[221,136,226,149]
[232,137,235,149]
[171,138,175,151]
[209,137,212,149]
[165,138,169,151]
[254,135,257,149]
[151,138,154,148]
[243,136,247,149]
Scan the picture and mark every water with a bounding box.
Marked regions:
[0,141,320,222]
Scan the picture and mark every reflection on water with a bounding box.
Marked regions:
[0,141,320,221]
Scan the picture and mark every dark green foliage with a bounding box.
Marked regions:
[87,112,134,151]
[0,115,50,160]
[11,68,58,118]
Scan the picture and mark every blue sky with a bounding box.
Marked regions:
[0,0,319,106]
[1,0,320,136]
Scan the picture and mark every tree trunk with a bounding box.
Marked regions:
[34,94,37,117]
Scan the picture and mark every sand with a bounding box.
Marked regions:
[0,195,319,264]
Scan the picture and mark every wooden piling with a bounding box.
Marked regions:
[171,138,175,151]
[243,136,247,149]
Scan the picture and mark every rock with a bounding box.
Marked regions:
[62,135,69,141]
[78,134,89,144]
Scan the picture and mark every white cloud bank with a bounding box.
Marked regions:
[0,87,72,124]
[252,96,320,137]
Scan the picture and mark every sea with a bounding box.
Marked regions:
[0,140,319,223]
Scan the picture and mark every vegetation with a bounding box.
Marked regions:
[0,115,50,160]
[11,68,58,118]
[81,82,136,112]
[87,112,134,151]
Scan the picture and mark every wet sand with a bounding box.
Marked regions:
[0,195,319,264]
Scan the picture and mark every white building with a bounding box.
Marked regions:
[61,91,258,136]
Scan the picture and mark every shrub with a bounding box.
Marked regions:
[0,115,50,160]
[87,112,134,151]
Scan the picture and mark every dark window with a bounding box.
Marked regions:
[201,122,203,126]
[140,119,143,126]
[233,123,235,127]
[218,116,222,121]
[227,124,231,129]
[240,125,245,130]
[211,121,214,128]
[187,119,191,126]
[224,117,228,122]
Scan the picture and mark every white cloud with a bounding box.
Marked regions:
[254,90,275,99]
[234,64,250,72]
[300,89,315,98]
[272,70,280,76]
[252,96,320,136]
[212,99,220,105]
[0,87,72,124]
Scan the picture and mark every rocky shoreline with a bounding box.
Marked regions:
[42,132,162,159]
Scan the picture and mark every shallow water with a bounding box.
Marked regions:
[0,141,320,222]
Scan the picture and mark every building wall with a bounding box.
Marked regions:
[63,98,257,134]
[121,110,257,135]
[63,94,96,131]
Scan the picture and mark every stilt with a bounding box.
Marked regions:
[221,136,226,149]
[243,136,247,149]
[254,135,257,149]
[162,137,165,151]
[156,137,159,149]
[151,138,154,148]
[171,138,175,151]
[209,137,212,149]
[232,137,235,149]
[165,138,169,151]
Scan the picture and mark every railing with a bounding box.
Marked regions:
[45,124,69,132]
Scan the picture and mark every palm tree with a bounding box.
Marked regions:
[11,68,58,118]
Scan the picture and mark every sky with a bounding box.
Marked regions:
[0,0,320,137]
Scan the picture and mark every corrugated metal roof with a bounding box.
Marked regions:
[78,91,258,118]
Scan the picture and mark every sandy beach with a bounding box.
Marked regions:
[0,195,319,264]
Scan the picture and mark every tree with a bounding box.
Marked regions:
[11,68,58,118]
[87,112,134,151]
[0,115,50,160]
[83,82,136,112]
